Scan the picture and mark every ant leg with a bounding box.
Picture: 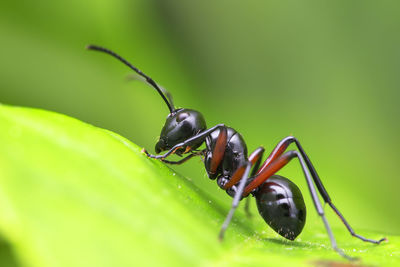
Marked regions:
[223,147,264,190]
[242,151,356,260]
[160,150,205,165]
[328,203,386,244]
[255,136,294,175]
[294,151,356,260]
[219,162,252,240]
[208,127,228,175]
[250,147,265,175]
[144,124,225,159]
[255,136,386,244]
[253,136,329,200]
[222,146,264,218]
[291,137,386,244]
[244,197,252,218]
[243,150,297,196]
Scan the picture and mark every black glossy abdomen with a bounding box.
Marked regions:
[254,175,306,240]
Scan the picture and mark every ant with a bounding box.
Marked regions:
[87,45,386,260]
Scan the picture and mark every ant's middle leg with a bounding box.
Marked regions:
[218,147,265,237]
[243,197,252,218]
[219,162,252,240]
[244,147,265,217]
[222,147,264,190]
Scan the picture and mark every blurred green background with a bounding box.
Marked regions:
[0,0,399,236]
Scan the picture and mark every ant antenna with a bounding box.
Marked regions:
[86,45,175,113]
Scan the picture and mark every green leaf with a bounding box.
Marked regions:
[0,104,398,267]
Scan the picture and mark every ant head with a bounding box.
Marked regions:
[86,45,207,155]
[155,108,206,154]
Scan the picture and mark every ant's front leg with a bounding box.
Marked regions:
[159,150,205,165]
[144,124,225,160]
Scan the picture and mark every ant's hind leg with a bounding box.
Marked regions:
[242,150,356,259]
[293,151,357,260]
[328,202,386,244]
[253,136,386,244]
[291,137,386,244]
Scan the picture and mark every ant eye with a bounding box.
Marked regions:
[176,112,189,122]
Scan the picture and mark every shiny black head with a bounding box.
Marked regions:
[86,45,207,155]
[155,108,206,154]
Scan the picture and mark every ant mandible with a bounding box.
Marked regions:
[87,45,386,260]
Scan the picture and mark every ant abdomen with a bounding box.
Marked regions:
[254,175,306,241]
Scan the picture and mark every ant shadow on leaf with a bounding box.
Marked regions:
[262,237,321,249]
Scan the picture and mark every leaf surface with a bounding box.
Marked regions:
[0,105,398,267]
